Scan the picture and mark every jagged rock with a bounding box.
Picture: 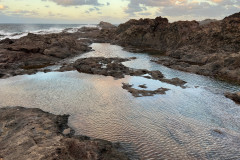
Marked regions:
[112,12,240,84]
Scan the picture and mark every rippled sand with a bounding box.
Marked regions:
[0,43,240,159]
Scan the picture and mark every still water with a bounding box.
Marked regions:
[0,43,240,159]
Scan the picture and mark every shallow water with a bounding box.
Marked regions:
[0,43,240,159]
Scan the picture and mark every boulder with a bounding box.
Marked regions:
[98,21,116,29]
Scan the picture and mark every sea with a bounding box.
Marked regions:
[0,24,97,40]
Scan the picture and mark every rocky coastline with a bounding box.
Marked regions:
[1,12,239,84]
[0,12,240,159]
[110,12,240,85]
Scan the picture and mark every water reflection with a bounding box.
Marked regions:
[0,43,240,159]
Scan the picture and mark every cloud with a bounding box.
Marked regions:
[138,12,152,16]
[5,10,39,17]
[48,11,66,17]
[0,4,7,10]
[42,0,101,6]
[85,6,101,14]
[125,0,240,19]
[125,0,148,16]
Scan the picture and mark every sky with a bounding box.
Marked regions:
[0,0,239,24]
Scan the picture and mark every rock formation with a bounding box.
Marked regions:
[0,32,91,78]
[110,12,240,84]
[0,107,129,160]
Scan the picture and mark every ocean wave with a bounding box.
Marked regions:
[0,24,98,40]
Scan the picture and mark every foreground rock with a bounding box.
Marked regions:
[0,107,129,160]
[122,83,169,97]
[225,92,240,104]
[110,12,240,84]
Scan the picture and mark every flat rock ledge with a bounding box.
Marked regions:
[70,57,187,88]
[0,107,129,160]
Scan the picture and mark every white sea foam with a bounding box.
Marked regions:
[0,24,98,40]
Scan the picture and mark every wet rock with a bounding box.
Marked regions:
[73,57,131,78]
[0,107,129,160]
[122,83,169,97]
[139,84,147,89]
[161,78,187,88]
[225,92,240,104]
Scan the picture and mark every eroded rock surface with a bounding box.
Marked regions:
[0,107,129,160]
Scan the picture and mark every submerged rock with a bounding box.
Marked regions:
[0,107,129,160]
[122,83,169,97]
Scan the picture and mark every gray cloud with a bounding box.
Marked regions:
[85,6,101,14]
[48,11,66,17]
[42,0,101,6]
[125,0,240,19]
[10,10,39,16]
[138,12,152,16]
[125,0,148,16]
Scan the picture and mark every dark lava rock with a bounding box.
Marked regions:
[225,92,240,104]
[0,107,129,160]
[122,83,169,97]
[139,84,147,89]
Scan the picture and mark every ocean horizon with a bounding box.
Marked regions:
[0,23,98,40]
